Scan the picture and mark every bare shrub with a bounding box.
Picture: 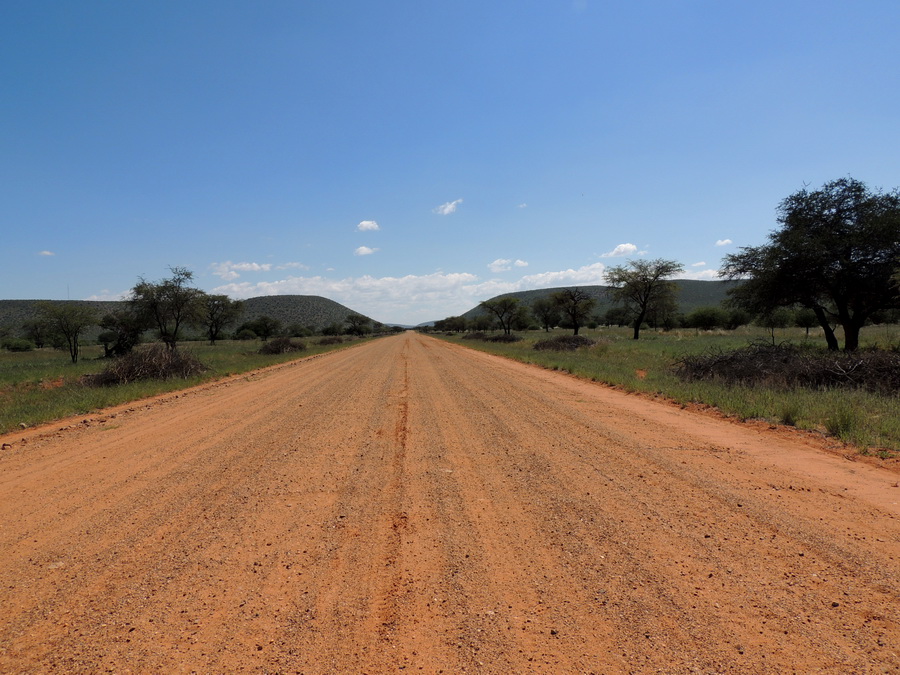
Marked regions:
[462,332,487,340]
[259,337,306,355]
[317,336,344,345]
[675,343,900,395]
[84,344,207,386]
[534,335,596,351]
[484,333,522,343]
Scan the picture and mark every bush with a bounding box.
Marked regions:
[534,335,596,351]
[2,337,35,352]
[317,336,344,345]
[462,332,487,340]
[484,334,522,343]
[235,328,257,340]
[258,337,306,355]
[674,343,900,395]
[84,344,207,386]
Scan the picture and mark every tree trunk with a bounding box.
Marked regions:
[632,310,646,340]
[812,306,839,351]
[842,320,864,352]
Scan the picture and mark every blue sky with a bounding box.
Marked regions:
[2,1,898,325]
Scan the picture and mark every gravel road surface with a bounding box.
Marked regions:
[1,332,898,673]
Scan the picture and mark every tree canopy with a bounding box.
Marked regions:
[479,297,523,335]
[130,267,205,350]
[721,177,900,351]
[551,288,596,336]
[203,295,243,345]
[345,313,372,336]
[604,259,683,339]
[36,302,97,363]
[531,297,561,332]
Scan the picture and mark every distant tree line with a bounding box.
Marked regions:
[1,268,397,362]
[434,177,900,350]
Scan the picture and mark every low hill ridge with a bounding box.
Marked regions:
[0,295,371,336]
[460,280,738,320]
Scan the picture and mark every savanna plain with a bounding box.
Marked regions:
[1,330,899,673]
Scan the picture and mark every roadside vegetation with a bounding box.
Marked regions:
[0,267,398,435]
[0,337,371,435]
[434,176,900,454]
[434,325,900,454]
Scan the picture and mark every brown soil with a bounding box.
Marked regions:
[1,332,899,674]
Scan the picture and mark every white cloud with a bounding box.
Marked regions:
[691,261,707,267]
[488,258,512,273]
[676,268,720,281]
[600,243,638,258]
[38,250,55,256]
[84,289,129,301]
[516,262,608,288]
[276,262,309,271]
[210,261,613,325]
[517,203,528,209]
[488,258,529,273]
[354,246,379,256]
[715,239,733,246]
[357,220,380,231]
[433,198,463,215]
[210,261,273,280]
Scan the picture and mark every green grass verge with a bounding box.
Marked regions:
[436,325,900,455]
[0,338,367,435]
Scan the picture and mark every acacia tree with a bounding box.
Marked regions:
[552,288,596,335]
[245,316,282,341]
[479,297,521,335]
[721,177,900,351]
[604,259,683,340]
[21,318,52,349]
[130,267,205,350]
[345,313,372,336]
[531,297,561,332]
[36,302,97,363]
[203,295,243,345]
[99,307,147,356]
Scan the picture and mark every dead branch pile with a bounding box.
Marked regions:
[675,343,900,395]
[84,344,208,386]
[534,335,596,351]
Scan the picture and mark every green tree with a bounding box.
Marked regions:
[203,295,243,345]
[685,306,728,331]
[794,307,819,338]
[246,316,282,341]
[721,177,900,351]
[604,306,633,327]
[758,307,793,345]
[345,313,372,336]
[99,307,147,356]
[131,267,206,350]
[36,302,97,363]
[470,314,495,332]
[434,316,467,332]
[604,259,684,340]
[551,288,596,336]
[531,297,561,332]
[479,297,521,335]
[21,318,52,349]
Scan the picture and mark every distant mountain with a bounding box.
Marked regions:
[239,295,371,329]
[459,280,739,320]
[0,295,371,337]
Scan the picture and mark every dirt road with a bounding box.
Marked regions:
[1,332,899,674]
